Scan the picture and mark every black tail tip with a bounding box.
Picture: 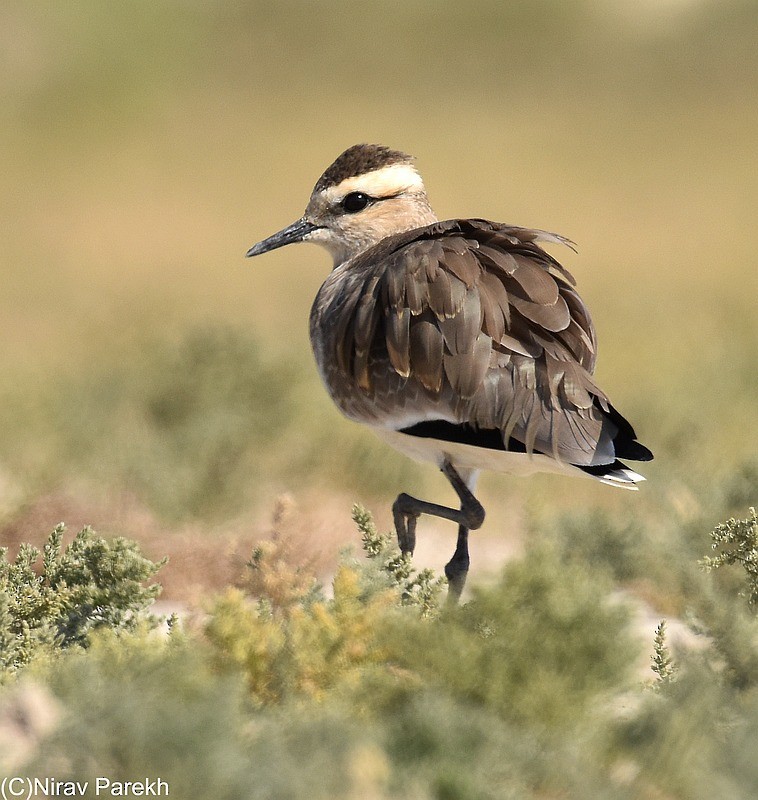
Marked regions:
[622,441,654,462]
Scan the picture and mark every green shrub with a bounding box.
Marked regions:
[350,503,445,617]
[386,541,638,729]
[208,508,637,732]
[651,620,676,685]
[0,524,164,675]
[206,565,401,705]
[701,507,758,607]
[25,632,261,798]
[542,504,707,616]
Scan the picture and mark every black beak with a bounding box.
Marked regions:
[245,217,319,258]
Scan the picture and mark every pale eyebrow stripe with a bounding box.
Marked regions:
[323,164,424,203]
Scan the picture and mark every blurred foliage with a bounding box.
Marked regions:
[0,524,163,676]
[2,506,758,797]
[208,508,636,730]
[389,541,636,729]
[206,507,443,705]
[0,321,426,519]
[24,634,261,797]
[206,571,398,707]
[120,325,296,519]
[0,325,297,520]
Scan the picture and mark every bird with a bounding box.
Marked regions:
[246,143,653,601]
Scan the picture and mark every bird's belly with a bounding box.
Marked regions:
[374,428,584,480]
[315,352,456,428]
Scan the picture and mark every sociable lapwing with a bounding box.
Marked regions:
[246,144,653,600]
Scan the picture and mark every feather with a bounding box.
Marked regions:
[354,346,371,391]
[559,361,594,409]
[409,314,444,393]
[478,245,519,275]
[554,319,595,369]
[385,308,411,377]
[498,332,542,358]
[522,393,541,455]
[443,236,470,256]
[420,252,439,281]
[544,354,566,410]
[331,282,361,373]
[443,333,492,398]
[404,270,427,315]
[440,245,481,287]
[510,258,560,305]
[353,276,381,352]
[428,270,467,319]
[382,254,406,309]
[478,280,505,342]
[439,288,481,353]
[478,271,511,337]
[510,293,570,332]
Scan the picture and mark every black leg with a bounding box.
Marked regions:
[391,460,485,602]
[444,525,470,604]
[441,462,485,530]
[392,491,478,551]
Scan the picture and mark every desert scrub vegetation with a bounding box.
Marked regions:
[5,325,299,521]
[205,505,444,705]
[701,507,758,606]
[0,524,164,676]
[0,324,427,526]
[205,503,638,741]
[2,505,758,797]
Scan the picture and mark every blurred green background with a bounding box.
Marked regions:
[1,0,756,593]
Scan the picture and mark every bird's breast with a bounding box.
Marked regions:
[309,268,454,429]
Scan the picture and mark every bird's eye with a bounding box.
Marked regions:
[341,192,371,213]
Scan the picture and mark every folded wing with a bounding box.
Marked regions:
[336,219,650,468]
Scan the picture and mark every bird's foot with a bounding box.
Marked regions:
[392,493,418,554]
[444,525,471,605]
[444,561,469,605]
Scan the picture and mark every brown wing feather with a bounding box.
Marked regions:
[322,218,610,465]
[409,311,445,392]
[510,256,560,304]
[386,307,411,377]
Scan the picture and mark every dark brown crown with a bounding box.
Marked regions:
[313,144,415,192]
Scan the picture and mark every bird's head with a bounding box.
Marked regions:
[246,144,438,267]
